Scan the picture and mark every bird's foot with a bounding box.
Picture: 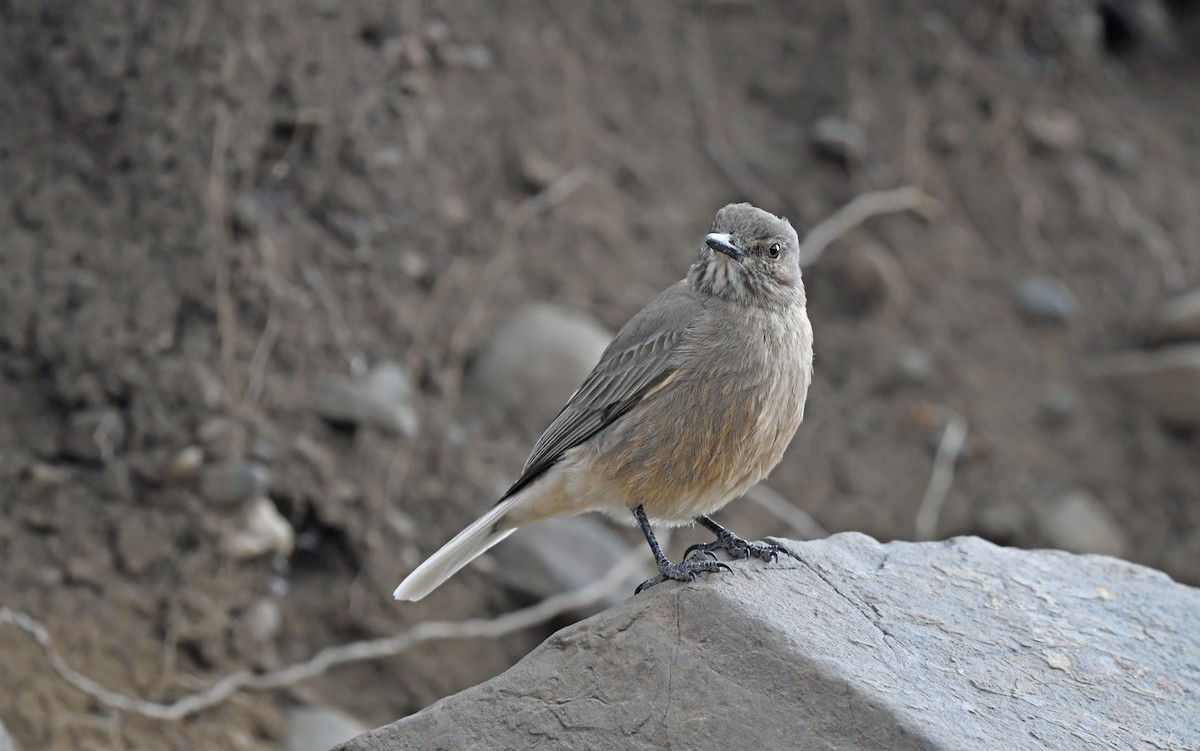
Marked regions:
[634,557,731,595]
[685,530,792,563]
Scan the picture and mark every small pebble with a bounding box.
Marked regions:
[1014,275,1078,324]
[307,361,420,437]
[222,497,295,559]
[197,417,249,461]
[63,407,126,464]
[1023,107,1083,151]
[1035,489,1129,558]
[1150,287,1200,344]
[1039,384,1082,426]
[200,461,271,507]
[163,446,204,484]
[287,706,369,751]
[439,42,494,70]
[810,116,868,167]
[244,598,283,643]
[0,717,16,751]
[896,347,936,383]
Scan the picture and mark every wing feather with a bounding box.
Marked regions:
[500,282,700,499]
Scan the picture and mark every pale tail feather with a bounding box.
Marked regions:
[393,498,518,601]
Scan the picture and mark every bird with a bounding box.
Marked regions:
[394,202,814,601]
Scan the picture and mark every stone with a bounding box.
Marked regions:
[1034,489,1130,558]
[288,706,369,751]
[439,43,494,70]
[895,347,936,383]
[163,445,204,484]
[222,497,295,559]
[1150,287,1200,344]
[465,304,612,430]
[197,417,249,460]
[243,597,282,643]
[62,406,125,464]
[1014,274,1078,324]
[339,534,1200,751]
[0,718,14,751]
[514,147,562,193]
[1023,107,1083,151]
[199,461,271,507]
[1090,132,1141,172]
[810,116,867,166]
[308,361,420,437]
[1038,383,1082,426]
[1090,344,1200,424]
[489,516,649,615]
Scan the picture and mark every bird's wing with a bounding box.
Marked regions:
[501,281,700,499]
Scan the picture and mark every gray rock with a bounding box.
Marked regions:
[1035,489,1130,558]
[1150,287,1200,344]
[1023,107,1083,151]
[810,116,868,166]
[339,534,1200,751]
[1090,344,1200,424]
[1014,274,1078,324]
[489,517,649,614]
[289,706,369,751]
[0,718,15,751]
[1090,132,1142,172]
[308,361,420,437]
[465,304,612,430]
[222,497,295,559]
[514,147,563,193]
[63,407,125,464]
[243,597,283,643]
[895,347,935,383]
[439,43,494,70]
[163,445,204,484]
[1038,383,1082,425]
[197,417,249,460]
[199,461,271,507]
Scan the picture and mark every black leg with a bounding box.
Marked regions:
[685,515,793,562]
[633,505,730,594]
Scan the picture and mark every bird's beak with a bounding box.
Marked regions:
[705,233,744,262]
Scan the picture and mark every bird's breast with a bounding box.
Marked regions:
[578,302,813,521]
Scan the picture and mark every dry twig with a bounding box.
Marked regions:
[914,408,968,541]
[796,186,942,266]
[0,547,647,722]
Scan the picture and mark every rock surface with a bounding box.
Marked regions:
[465,303,612,430]
[288,706,370,751]
[340,533,1200,751]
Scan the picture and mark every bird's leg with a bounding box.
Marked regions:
[685,515,793,562]
[633,505,730,594]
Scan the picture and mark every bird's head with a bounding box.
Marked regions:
[688,203,804,309]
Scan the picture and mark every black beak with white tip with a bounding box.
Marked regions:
[705,233,744,262]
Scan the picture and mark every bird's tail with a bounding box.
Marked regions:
[393,497,519,602]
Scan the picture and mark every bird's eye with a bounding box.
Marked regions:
[768,243,782,258]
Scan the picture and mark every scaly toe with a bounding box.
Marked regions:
[634,558,731,594]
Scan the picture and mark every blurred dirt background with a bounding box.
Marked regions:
[2,0,1199,748]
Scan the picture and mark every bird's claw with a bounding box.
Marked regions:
[690,531,790,563]
[635,558,731,594]
[682,544,719,561]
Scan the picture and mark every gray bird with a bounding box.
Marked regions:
[394,202,814,601]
